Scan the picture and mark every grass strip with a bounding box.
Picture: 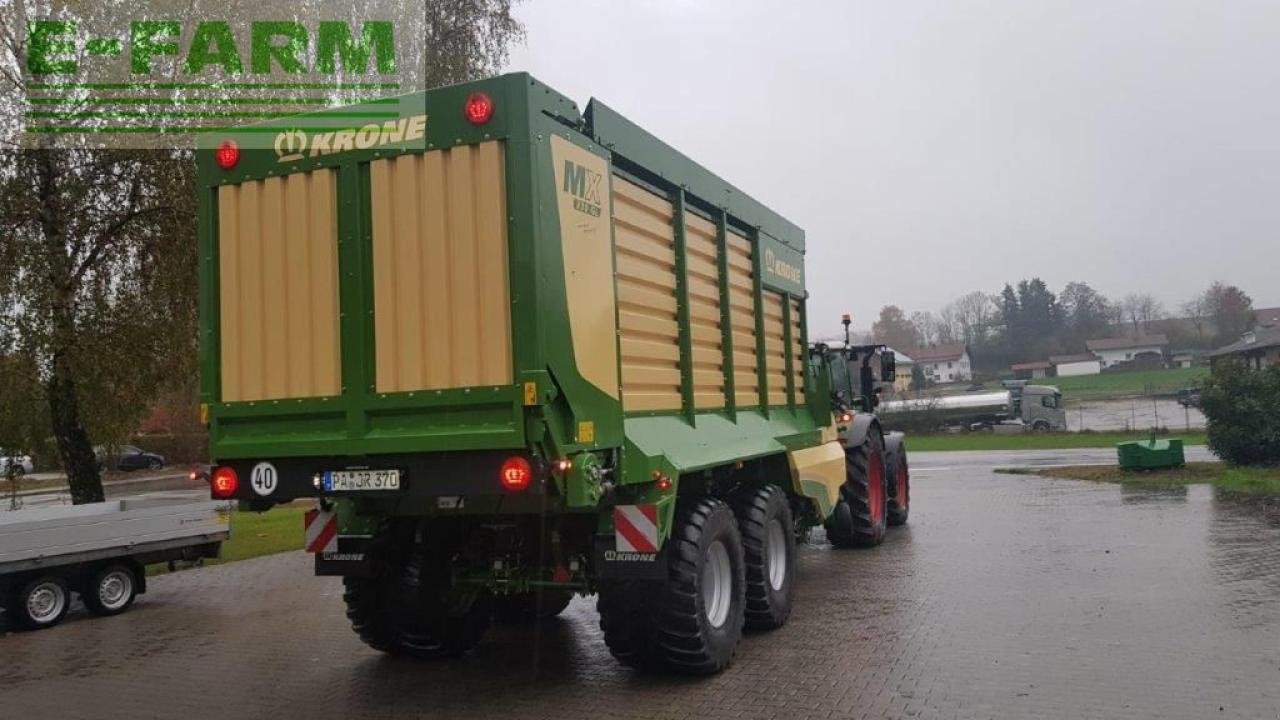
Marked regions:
[996,461,1280,496]
[908,431,1206,452]
[146,503,307,576]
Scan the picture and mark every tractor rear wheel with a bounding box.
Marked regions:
[733,485,795,630]
[888,445,910,527]
[826,430,889,548]
[598,497,745,674]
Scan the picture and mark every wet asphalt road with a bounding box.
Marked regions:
[2,449,1277,720]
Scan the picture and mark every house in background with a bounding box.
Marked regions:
[885,348,914,393]
[1255,306,1280,328]
[1011,361,1052,380]
[1209,326,1280,370]
[1050,353,1103,376]
[908,344,972,384]
[1169,349,1207,368]
[1085,334,1169,368]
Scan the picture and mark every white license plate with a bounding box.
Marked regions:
[322,469,402,492]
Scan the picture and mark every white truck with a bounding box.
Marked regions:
[0,498,230,630]
[880,381,1067,432]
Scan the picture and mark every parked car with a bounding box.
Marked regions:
[0,450,34,476]
[96,445,166,471]
[1176,387,1202,408]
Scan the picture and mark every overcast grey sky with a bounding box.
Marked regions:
[509,1,1279,337]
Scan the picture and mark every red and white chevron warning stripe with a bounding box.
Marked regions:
[613,504,658,553]
[304,509,338,554]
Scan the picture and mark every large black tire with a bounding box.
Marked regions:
[826,430,889,548]
[342,547,490,658]
[598,498,746,674]
[82,564,138,616]
[733,485,795,630]
[888,444,910,527]
[10,574,71,630]
[493,590,573,624]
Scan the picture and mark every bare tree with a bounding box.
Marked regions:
[911,310,945,346]
[1180,293,1211,340]
[1203,282,1254,344]
[871,305,922,350]
[950,291,996,344]
[936,305,960,344]
[1121,293,1165,336]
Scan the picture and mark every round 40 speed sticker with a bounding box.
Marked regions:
[250,461,279,496]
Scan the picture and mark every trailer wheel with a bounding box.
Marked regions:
[342,549,490,658]
[598,497,746,674]
[12,575,71,630]
[733,485,795,630]
[826,430,888,548]
[83,564,138,616]
[888,446,910,527]
[493,590,573,624]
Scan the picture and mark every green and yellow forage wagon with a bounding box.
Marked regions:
[197,73,912,674]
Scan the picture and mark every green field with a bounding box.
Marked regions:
[148,503,306,575]
[1047,367,1206,401]
[926,367,1206,402]
[999,462,1280,497]
[908,430,1206,452]
[215,503,307,563]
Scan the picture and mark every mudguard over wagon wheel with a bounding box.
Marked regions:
[598,498,746,674]
[826,430,889,548]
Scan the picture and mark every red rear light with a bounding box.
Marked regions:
[211,466,238,498]
[499,456,532,491]
[464,92,494,125]
[214,140,239,170]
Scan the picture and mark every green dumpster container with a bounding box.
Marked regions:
[1117,438,1186,470]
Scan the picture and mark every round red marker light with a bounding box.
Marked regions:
[500,456,532,491]
[464,92,494,125]
[211,466,239,499]
[214,140,240,170]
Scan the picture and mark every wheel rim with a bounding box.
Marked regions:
[701,539,733,628]
[869,450,886,525]
[98,570,133,610]
[766,519,787,591]
[26,582,66,623]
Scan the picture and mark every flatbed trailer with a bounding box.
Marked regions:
[196,73,912,673]
[0,499,230,629]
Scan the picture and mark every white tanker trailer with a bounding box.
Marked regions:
[880,381,1066,432]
